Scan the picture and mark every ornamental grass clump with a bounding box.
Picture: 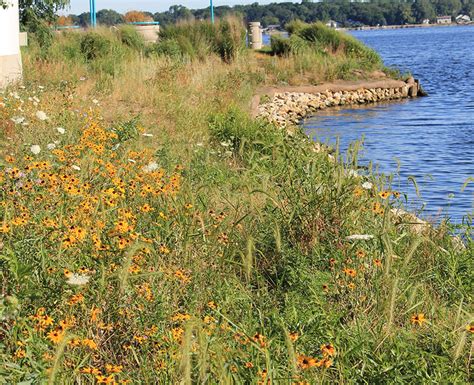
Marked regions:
[273,21,382,69]
[155,16,246,63]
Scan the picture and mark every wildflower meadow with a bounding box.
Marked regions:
[0,22,473,384]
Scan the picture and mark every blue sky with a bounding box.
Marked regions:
[65,1,297,14]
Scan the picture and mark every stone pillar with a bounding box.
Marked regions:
[0,0,22,88]
[133,24,161,44]
[249,22,263,50]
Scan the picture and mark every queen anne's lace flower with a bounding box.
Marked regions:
[36,111,48,121]
[66,274,90,286]
[30,145,41,155]
[142,161,159,173]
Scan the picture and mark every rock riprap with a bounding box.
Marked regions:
[257,85,412,128]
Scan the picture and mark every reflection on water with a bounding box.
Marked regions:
[303,26,474,222]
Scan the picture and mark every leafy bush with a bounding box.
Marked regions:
[80,32,112,61]
[118,25,145,51]
[270,35,292,56]
[28,20,54,51]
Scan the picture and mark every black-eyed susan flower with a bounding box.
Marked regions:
[411,313,427,326]
[320,343,336,357]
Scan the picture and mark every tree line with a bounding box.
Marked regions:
[14,0,474,29]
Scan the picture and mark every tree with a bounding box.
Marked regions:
[19,0,70,26]
[56,15,72,26]
[412,0,436,22]
[96,9,124,26]
[435,0,462,15]
[124,11,153,23]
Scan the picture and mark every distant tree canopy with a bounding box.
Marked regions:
[12,0,473,28]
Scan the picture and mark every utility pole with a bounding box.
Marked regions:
[210,0,214,24]
[89,0,96,27]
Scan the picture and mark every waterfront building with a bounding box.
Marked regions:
[436,16,452,24]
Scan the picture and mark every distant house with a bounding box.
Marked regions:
[422,19,430,24]
[436,16,452,24]
[326,20,339,28]
[455,14,471,24]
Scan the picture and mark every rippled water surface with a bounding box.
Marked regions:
[303,26,474,222]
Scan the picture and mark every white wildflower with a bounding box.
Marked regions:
[72,165,81,171]
[79,76,86,81]
[11,116,25,124]
[142,161,159,173]
[38,85,44,90]
[30,145,41,155]
[35,111,48,121]
[66,273,90,286]
[362,182,373,190]
[47,143,56,150]
[92,99,99,105]
[56,127,65,134]
[346,169,359,178]
[346,234,374,241]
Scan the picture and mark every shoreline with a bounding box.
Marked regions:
[253,77,421,127]
[339,22,474,32]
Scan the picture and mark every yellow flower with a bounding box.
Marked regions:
[105,364,123,373]
[82,338,98,350]
[297,354,318,369]
[411,313,427,326]
[379,191,391,199]
[289,332,299,342]
[14,348,26,359]
[47,329,65,344]
[320,343,336,357]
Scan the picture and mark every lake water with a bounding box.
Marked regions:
[302,26,474,223]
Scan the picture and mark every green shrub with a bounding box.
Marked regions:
[80,32,113,61]
[270,35,292,56]
[118,25,145,51]
[153,38,184,59]
[28,20,54,51]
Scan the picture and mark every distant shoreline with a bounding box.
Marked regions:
[339,23,474,32]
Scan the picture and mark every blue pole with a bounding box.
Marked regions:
[210,0,214,24]
[89,0,96,28]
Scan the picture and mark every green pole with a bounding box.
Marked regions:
[210,0,214,24]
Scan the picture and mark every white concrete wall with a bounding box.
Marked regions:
[0,0,22,88]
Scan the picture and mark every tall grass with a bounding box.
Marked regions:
[155,16,246,63]
[272,21,382,71]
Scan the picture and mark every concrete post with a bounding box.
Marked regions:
[0,0,22,88]
[249,22,263,50]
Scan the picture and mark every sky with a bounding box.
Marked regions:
[65,1,298,14]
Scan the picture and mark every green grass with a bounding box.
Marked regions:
[0,25,472,384]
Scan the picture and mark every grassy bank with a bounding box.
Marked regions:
[1,21,473,384]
